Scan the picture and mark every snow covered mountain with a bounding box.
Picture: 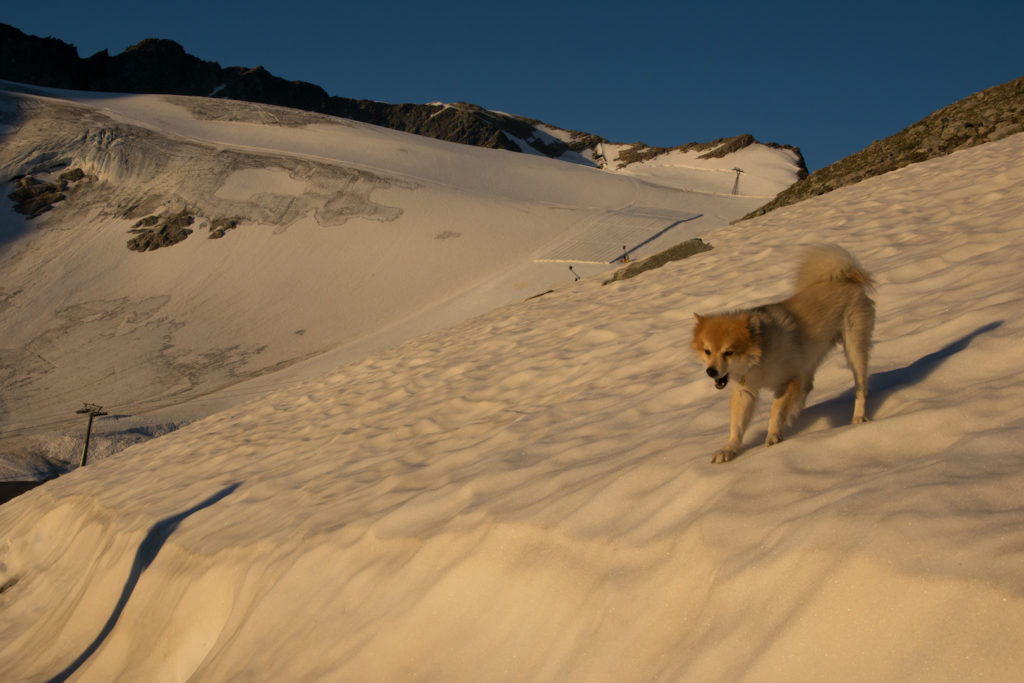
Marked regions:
[0,23,807,175]
[0,81,803,476]
[1,90,1022,679]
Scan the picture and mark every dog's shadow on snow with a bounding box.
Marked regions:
[796,321,1003,431]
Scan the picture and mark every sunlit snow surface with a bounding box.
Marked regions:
[0,83,799,476]
[2,84,1024,681]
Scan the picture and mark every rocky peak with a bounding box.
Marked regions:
[82,37,224,95]
[0,22,795,168]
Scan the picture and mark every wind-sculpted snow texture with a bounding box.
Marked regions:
[3,94,412,235]
[0,106,1022,680]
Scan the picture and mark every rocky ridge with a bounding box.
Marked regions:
[741,75,1024,220]
[0,23,802,172]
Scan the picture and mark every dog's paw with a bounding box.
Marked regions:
[711,448,737,464]
[852,415,869,424]
[765,433,783,447]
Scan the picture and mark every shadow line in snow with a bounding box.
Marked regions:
[47,483,241,683]
[615,213,704,264]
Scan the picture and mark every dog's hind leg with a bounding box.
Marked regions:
[713,386,757,463]
[843,303,874,423]
[766,376,808,447]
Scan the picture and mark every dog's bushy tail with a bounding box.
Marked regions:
[795,244,874,291]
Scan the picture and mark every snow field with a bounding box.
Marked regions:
[1,85,1023,680]
[0,85,797,475]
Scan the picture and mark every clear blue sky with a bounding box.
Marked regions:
[4,1,1022,171]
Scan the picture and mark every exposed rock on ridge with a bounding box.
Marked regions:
[613,134,806,173]
[127,210,195,252]
[0,24,527,155]
[0,23,799,170]
[8,168,86,217]
[741,75,1024,221]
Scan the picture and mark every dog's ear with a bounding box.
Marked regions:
[743,314,763,360]
[691,314,705,351]
[723,313,755,354]
[743,313,759,338]
[736,313,750,338]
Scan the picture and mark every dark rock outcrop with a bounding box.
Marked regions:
[602,238,714,285]
[0,23,80,89]
[9,177,65,218]
[8,168,86,217]
[127,210,195,251]
[83,38,225,95]
[208,217,241,239]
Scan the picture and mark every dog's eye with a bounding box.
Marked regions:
[704,349,711,356]
[723,350,734,357]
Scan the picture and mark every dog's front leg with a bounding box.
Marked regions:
[713,386,757,463]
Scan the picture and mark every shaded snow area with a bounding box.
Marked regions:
[0,83,800,478]
[2,82,1024,681]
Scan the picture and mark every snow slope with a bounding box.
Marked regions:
[0,82,800,476]
[1,111,1022,679]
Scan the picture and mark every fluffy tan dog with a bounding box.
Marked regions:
[692,245,875,463]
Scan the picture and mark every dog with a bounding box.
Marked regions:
[692,244,875,463]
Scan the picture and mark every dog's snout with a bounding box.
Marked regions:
[706,367,719,378]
